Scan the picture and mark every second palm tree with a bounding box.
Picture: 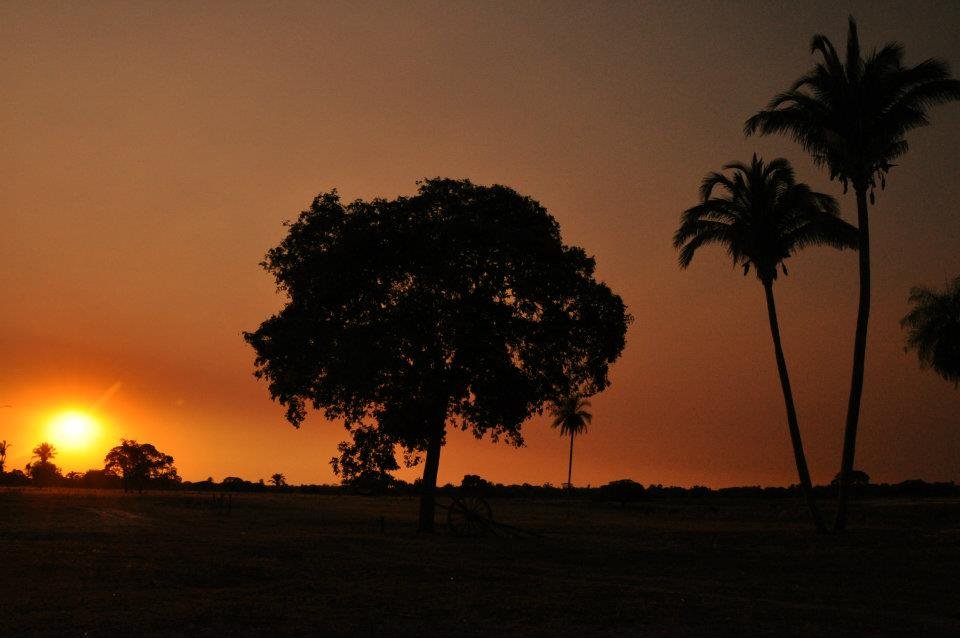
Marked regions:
[674,155,858,533]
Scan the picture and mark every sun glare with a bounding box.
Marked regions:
[47,410,100,451]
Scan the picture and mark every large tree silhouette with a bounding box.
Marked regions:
[245,179,629,532]
[674,155,857,533]
[745,17,960,531]
[549,394,592,488]
[901,276,960,386]
[104,439,180,492]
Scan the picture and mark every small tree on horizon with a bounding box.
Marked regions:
[549,394,592,489]
[270,472,287,487]
[245,179,630,532]
[27,442,61,486]
[330,425,402,491]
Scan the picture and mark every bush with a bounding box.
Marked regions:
[600,479,646,505]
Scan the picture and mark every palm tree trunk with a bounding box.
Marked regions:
[567,432,575,488]
[763,281,828,533]
[835,187,871,532]
[417,418,446,533]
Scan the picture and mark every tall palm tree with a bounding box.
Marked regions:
[0,440,9,474]
[901,276,960,386]
[745,16,960,531]
[549,394,592,488]
[32,442,56,464]
[674,155,857,533]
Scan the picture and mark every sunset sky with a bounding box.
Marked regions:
[2,1,958,487]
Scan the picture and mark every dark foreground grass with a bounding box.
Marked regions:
[1,489,958,636]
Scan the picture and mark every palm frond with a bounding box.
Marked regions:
[844,16,862,83]
[549,394,593,437]
[901,276,960,385]
[747,17,959,188]
[675,156,854,282]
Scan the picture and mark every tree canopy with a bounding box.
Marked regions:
[674,155,857,283]
[245,178,630,529]
[32,442,56,464]
[104,439,180,491]
[745,16,960,198]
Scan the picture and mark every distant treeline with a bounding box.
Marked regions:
[0,470,956,501]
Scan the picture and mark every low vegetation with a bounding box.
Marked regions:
[1,488,957,635]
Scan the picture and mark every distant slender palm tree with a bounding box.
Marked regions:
[32,442,56,464]
[0,440,9,473]
[549,395,592,488]
[674,154,857,533]
[270,472,287,487]
[746,16,960,531]
[901,276,960,386]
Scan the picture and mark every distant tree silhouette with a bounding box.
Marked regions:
[746,16,960,532]
[600,479,646,506]
[0,440,9,474]
[221,476,247,491]
[79,469,121,489]
[901,276,960,386]
[270,472,287,487]
[674,155,857,533]
[32,442,56,464]
[27,442,61,485]
[460,474,493,495]
[245,179,630,531]
[0,468,29,487]
[330,425,401,492]
[831,469,870,488]
[104,439,180,492]
[549,394,592,488]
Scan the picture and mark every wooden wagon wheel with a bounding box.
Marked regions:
[446,495,493,536]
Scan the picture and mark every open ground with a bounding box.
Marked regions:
[1,489,958,636]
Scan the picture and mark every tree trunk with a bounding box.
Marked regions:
[835,187,871,532]
[763,281,828,533]
[417,417,446,533]
[567,432,575,489]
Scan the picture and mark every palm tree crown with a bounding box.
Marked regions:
[549,395,592,438]
[32,442,56,464]
[673,154,857,279]
[745,16,960,198]
[901,276,960,386]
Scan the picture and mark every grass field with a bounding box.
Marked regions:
[1,488,958,636]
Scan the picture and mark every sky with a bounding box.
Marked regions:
[2,0,958,487]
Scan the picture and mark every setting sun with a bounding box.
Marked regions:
[47,411,100,451]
